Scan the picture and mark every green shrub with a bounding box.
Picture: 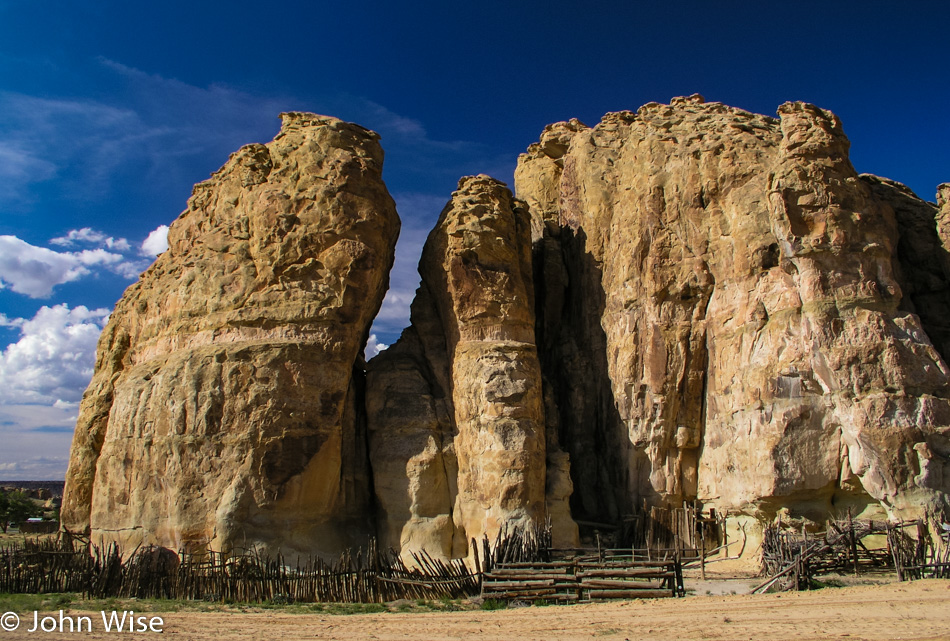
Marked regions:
[810,577,846,589]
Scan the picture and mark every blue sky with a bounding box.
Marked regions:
[0,0,947,479]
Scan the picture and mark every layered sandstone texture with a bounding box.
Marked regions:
[516,95,950,525]
[61,113,400,557]
[366,176,577,560]
[863,176,950,364]
[62,98,950,564]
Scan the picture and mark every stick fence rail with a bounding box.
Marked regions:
[0,537,478,603]
[754,511,950,593]
[2,510,945,603]
[481,557,684,603]
[0,524,685,604]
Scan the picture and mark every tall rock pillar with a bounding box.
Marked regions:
[62,113,400,558]
[367,175,577,560]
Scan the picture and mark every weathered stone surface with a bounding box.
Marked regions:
[61,113,399,557]
[366,175,577,560]
[863,175,950,364]
[938,183,950,270]
[366,322,459,558]
[63,99,949,565]
[516,95,950,532]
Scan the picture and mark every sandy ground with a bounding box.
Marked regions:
[5,579,948,641]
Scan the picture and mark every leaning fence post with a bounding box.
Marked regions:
[848,509,859,576]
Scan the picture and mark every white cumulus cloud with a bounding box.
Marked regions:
[0,304,109,405]
[0,235,125,298]
[50,227,131,252]
[0,230,166,297]
[364,334,390,360]
[141,224,170,256]
[0,313,21,328]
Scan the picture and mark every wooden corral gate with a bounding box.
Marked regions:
[620,502,726,560]
[481,557,684,603]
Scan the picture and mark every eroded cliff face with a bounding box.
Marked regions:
[863,175,950,364]
[516,95,950,528]
[63,99,950,563]
[366,176,578,560]
[61,113,399,557]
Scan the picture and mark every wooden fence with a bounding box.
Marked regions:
[482,557,683,603]
[620,502,725,561]
[887,515,950,580]
[0,520,688,605]
[476,520,553,574]
[0,537,479,603]
[755,511,950,593]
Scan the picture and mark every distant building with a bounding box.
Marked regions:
[19,519,57,534]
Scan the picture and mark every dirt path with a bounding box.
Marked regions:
[6,579,949,641]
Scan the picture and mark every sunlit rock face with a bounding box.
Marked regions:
[366,175,578,561]
[63,98,950,564]
[516,95,950,529]
[61,113,400,558]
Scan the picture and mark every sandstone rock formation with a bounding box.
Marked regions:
[515,95,950,534]
[865,176,950,368]
[63,98,950,565]
[937,184,950,246]
[366,175,577,560]
[61,113,399,557]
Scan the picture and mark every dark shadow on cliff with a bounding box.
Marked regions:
[863,175,950,365]
[533,225,631,529]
